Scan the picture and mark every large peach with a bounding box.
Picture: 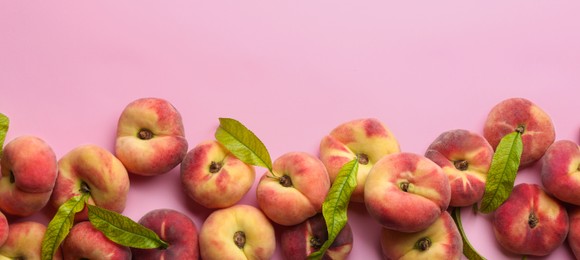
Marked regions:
[483,98,555,167]
[50,145,130,219]
[541,140,580,205]
[380,211,462,260]
[0,136,57,216]
[319,118,400,202]
[493,183,568,256]
[62,221,131,259]
[425,129,493,207]
[199,204,276,260]
[364,152,450,232]
[280,213,353,260]
[181,140,255,209]
[115,97,188,176]
[0,221,62,259]
[132,209,199,259]
[256,152,330,226]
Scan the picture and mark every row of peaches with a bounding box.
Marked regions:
[0,97,578,259]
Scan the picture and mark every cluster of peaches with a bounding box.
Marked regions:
[0,97,578,259]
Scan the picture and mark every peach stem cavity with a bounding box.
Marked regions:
[137,128,154,140]
[415,237,432,251]
[400,182,410,192]
[209,161,223,173]
[528,212,539,228]
[279,175,293,187]
[453,160,469,171]
[234,231,246,249]
[357,153,369,165]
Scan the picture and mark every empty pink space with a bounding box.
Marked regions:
[1,1,579,259]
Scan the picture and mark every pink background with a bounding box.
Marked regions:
[1,2,579,259]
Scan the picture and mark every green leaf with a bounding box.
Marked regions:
[308,158,358,259]
[451,207,487,260]
[215,117,273,172]
[41,193,89,260]
[0,113,9,158]
[87,204,168,249]
[479,131,523,213]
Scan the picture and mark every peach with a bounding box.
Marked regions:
[0,211,7,247]
[493,183,568,256]
[540,140,580,205]
[0,136,58,216]
[364,152,451,232]
[319,118,400,202]
[62,221,131,259]
[115,97,188,176]
[256,152,330,226]
[425,129,493,207]
[280,213,353,260]
[50,145,130,219]
[380,211,462,260]
[0,221,62,259]
[132,209,199,259]
[199,204,276,260]
[181,140,255,209]
[483,98,555,167]
[568,207,580,259]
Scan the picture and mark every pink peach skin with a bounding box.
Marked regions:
[425,129,493,207]
[319,118,400,202]
[380,211,462,260]
[256,152,330,226]
[364,152,451,233]
[50,145,130,219]
[181,140,255,209]
[115,97,188,176]
[0,211,7,247]
[483,98,555,167]
[0,136,58,216]
[568,207,580,259]
[493,183,569,256]
[62,221,131,260]
[132,209,199,259]
[0,221,62,259]
[541,140,580,205]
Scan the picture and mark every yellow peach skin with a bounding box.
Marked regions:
[199,205,275,260]
[319,118,400,202]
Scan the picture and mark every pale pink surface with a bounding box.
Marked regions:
[1,2,579,259]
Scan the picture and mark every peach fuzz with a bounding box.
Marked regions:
[364,152,450,233]
[541,140,580,205]
[50,145,130,218]
[181,140,255,209]
[0,136,57,216]
[0,211,7,247]
[568,207,580,259]
[132,209,199,259]
[483,98,555,167]
[0,221,62,259]
[281,213,353,260]
[115,97,188,176]
[256,152,330,226]
[199,204,276,260]
[493,183,568,256]
[425,129,493,207]
[319,118,400,202]
[380,211,462,260]
[62,221,131,259]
